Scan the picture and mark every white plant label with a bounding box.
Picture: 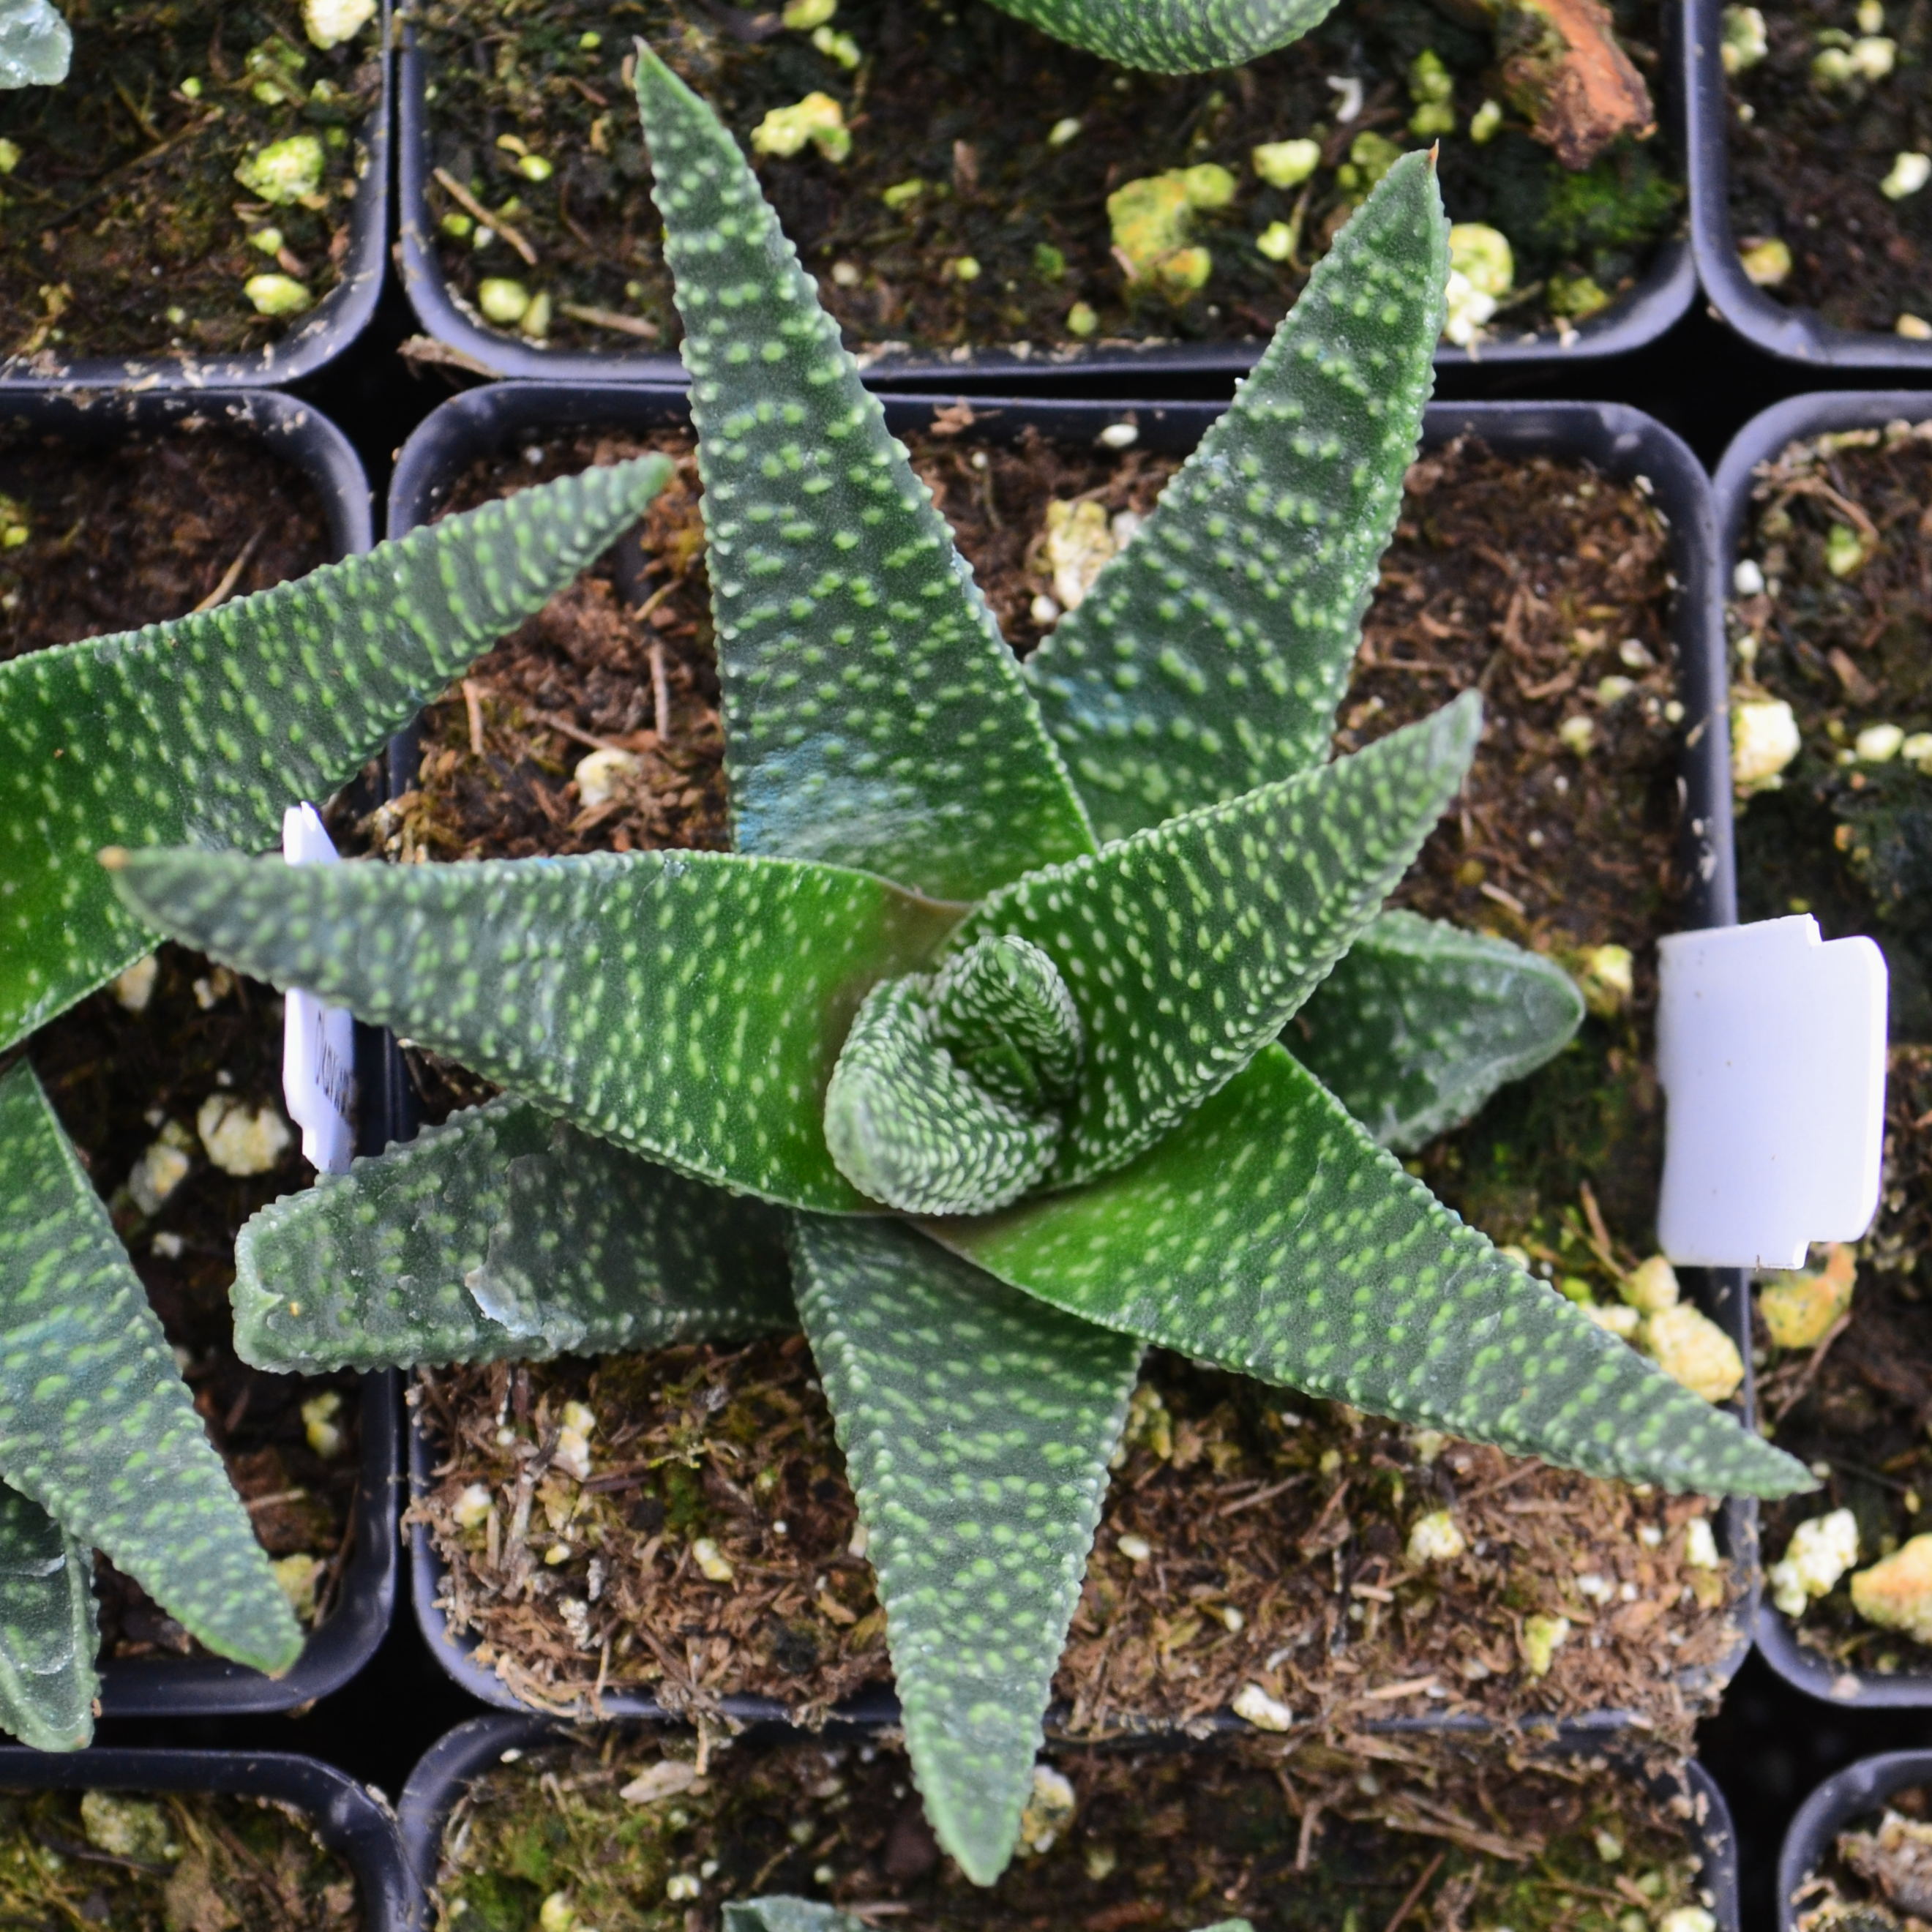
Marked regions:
[280,804,355,1175]
[1656,915,1888,1269]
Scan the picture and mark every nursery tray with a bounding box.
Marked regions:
[394,16,1693,389]
[1712,389,1932,1710]
[1775,1748,1932,1932]
[1685,0,1932,370]
[0,1745,412,1932]
[396,1710,1742,1932]
[0,386,402,1716]
[0,9,391,392]
[383,381,1761,1739]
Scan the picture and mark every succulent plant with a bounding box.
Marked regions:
[0,450,675,1747]
[982,0,1334,72]
[111,52,1807,1882]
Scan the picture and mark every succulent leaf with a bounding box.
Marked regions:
[1292,910,1584,1150]
[0,1061,302,1671]
[929,1044,1813,1500]
[0,455,675,1053]
[724,1905,867,1932]
[0,1483,97,1753]
[825,978,1060,1215]
[982,0,1336,70]
[632,49,1094,900]
[930,935,1083,1110]
[951,693,1482,1189]
[106,846,961,1213]
[790,1215,1139,1886]
[1025,151,1448,845]
[233,1097,793,1373]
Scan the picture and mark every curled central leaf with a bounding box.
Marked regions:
[824,938,1083,1216]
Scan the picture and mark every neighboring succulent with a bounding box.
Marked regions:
[728,1903,1250,1932]
[112,53,1808,1884]
[0,452,675,1747]
[981,0,1335,72]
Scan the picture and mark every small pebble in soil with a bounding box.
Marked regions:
[1771,1508,1861,1616]
[1230,1682,1295,1731]
[111,956,159,1012]
[1852,1536,1932,1643]
[196,1093,293,1176]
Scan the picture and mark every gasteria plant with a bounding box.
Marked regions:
[111,53,1808,1881]
[977,0,1335,71]
[0,449,675,1748]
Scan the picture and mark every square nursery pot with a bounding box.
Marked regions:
[1777,1750,1932,1932]
[397,1712,1741,1931]
[382,380,1764,1745]
[1,385,401,1716]
[395,8,1693,388]
[1685,0,1932,370]
[0,1745,411,1931]
[0,7,391,391]
[1713,390,1932,1709]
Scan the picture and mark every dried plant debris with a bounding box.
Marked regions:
[26,944,359,1658]
[408,426,1726,1734]
[0,0,379,365]
[415,0,1677,358]
[1724,0,1932,336]
[413,1341,1741,1738]
[432,1729,1717,1932]
[1732,423,1932,1680]
[1797,1785,1932,1932]
[0,426,332,667]
[0,1787,359,1930]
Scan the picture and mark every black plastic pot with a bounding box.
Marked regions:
[395,15,1693,387]
[1777,1751,1932,1931]
[398,1712,1741,1931]
[0,1745,413,1931]
[382,381,1759,1734]
[0,10,391,392]
[1712,389,1932,1710]
[1685,0,1932,370]
[1,385,401,1716]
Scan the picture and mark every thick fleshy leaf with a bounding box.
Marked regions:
[107,846,960,1213]
[1025,152,1448,846]
[928,1044,1813,1500]
[985,0,1333,68]
[824,980,1059,1216]
[0,1061,301,1671]
[724,1905,866,1932]
[930,936,1082,1111]
[1292,910,1584,1151]
[634,50,1093,900]
[233,1097,793,1373]
[0,1483,97,1753]
[950,694,1481,1188]
[790,1216,1139,1886]
[0,454,674,1052]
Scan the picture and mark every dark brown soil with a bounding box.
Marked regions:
[7,426,353,1661]
[0,0,378,367]
[416,0,1678,359]
[0,1786,359,1930]
[0,423,333,664]
[1732,420,1932,1677]
[1726,0,1932,334]
[403,419,1737,1741]
[431,1727,1716,1932]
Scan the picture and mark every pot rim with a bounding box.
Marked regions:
[1775,1749,1932,1931]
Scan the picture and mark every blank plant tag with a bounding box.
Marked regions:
[1657,916,1887,1269]
[280,804,355,1174]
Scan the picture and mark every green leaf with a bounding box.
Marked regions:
[724,1904,866,1932]
[633,50,1094,901]
[0,1060,301,1671]
[951,694,1481,1188]
[1292,910,1584,1151]
[107,846,960,1213]
[984,0,1334,69]
[790,1216,1139,1886]
[824,979,1060,1215]
[0,454,674,1054]
[929,1044,1814,1500]
[0,1482,97,1753]
[1025,151,1448,846]
[930,935,1082,1111]
[233,1097,793,1374]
